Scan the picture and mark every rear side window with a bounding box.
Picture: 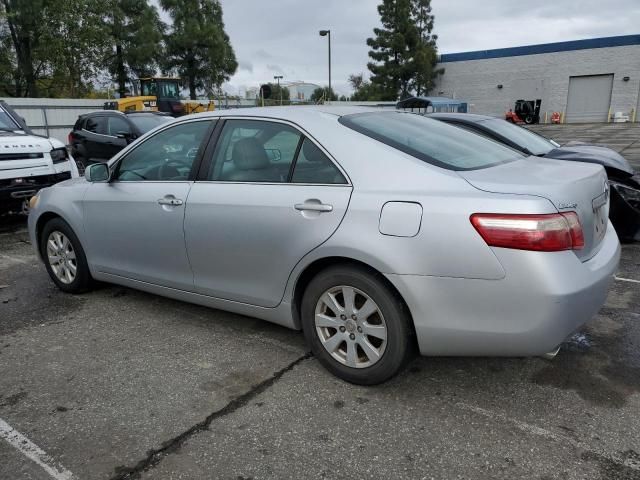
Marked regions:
[339,112,523,171]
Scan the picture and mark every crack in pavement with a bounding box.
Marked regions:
[110,352,313,480]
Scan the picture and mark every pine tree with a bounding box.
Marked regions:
[104,0,165,98]
[161,0,237,100]
[366,0,441,100]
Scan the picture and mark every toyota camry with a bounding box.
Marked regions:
[28,107,620,384]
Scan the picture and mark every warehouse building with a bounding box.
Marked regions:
[433,34,640,123]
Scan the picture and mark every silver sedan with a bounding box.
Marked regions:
[28,107,620,384]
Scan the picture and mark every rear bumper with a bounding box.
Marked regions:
[386,223,621,356]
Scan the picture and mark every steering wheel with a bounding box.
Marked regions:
[158,159,191,180]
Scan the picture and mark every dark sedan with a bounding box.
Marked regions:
[69,111,173,165]
[430,113,640,242]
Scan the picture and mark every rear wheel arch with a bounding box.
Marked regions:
[292,256,416,338]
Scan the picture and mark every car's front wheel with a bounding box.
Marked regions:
[40,218,93,293]
[301,265,414,385]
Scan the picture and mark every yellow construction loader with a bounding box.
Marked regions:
[103,77,215,116]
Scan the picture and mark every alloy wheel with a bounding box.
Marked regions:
[46,231,77,284]
[315,285,387,368]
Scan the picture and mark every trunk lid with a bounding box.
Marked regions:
[458,157,610,261]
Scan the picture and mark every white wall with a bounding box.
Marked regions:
[433,44,640,122]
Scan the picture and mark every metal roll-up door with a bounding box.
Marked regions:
[566,74,614,123]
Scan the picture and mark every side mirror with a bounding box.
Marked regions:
[85,163,110,182]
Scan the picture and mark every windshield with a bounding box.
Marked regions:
[339,112,523,171]
[480,118,556,155]
[0,108,20,131]
[128,115,173,133]
[158,81,180,99]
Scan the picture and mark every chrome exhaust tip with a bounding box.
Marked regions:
[541,345,561,360]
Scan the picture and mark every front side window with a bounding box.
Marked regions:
[107,116,131,136]
[128,114,173,134]
[340,112,523,171]
[85,116,108,135]
[116,120,212,181]
[209,120,302,182]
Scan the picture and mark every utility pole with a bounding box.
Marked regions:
[319,30,332,101]
[274,75,283,105]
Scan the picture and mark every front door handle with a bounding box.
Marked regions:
[295,202,333,212]
[158,196,184,206]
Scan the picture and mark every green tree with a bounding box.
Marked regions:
[161,0,237,100]
[411,0,442,96]
[348,73,382,101]
[310,86,338,103]
[40,0,110,97]
[267,82,290,101]
[0,0,46,96]
[104,0,165,98]
[366,0,441,100]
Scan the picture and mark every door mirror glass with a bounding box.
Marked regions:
[85,163,110,182]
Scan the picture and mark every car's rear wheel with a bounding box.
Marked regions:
[301,265,413,385]
[40,218,93,293]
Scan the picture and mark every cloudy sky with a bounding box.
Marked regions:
[215,0,639,95]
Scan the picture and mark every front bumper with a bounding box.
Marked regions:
[0,172,72,212]
[386,223,621,356]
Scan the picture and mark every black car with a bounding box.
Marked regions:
[69,111,172,164]
[429,112,640,242]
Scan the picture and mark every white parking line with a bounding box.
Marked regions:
[0,418,75,480]
[615,276,640,284]
[456,402,640,472]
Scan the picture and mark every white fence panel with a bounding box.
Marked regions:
[1,98,106,144]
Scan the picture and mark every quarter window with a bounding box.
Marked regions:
[291,139,346,184]
[209,120,302,182]
[116,120,212,182]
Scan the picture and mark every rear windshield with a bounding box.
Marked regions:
[128,114,172,133]
[480,118,555,156]
[339,112,522,171]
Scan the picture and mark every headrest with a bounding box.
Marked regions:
[231,137,270,170]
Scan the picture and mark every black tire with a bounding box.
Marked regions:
[301,265,414,385]
[40,217,94,293]
[524,115,534,124]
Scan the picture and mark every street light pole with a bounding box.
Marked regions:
[319,29,332,101]
[274,75,283,105]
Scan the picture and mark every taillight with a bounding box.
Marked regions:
[171,102,184,114]
[68,132,73,145]
[470,212,584,252]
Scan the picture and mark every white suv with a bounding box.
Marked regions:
[0,100,79,215]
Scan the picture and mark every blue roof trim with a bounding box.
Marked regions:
[439,35,640,63]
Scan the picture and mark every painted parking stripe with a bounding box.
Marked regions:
[0,418,75,480]
[615,276,640,284]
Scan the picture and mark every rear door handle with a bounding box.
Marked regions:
[158,197,184,206]
[295,202,333,212]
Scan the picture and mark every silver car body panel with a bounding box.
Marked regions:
[28,107,621,356]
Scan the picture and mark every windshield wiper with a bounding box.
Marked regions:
[0,127,20,132]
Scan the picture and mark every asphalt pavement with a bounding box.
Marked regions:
[1,123,639,480]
